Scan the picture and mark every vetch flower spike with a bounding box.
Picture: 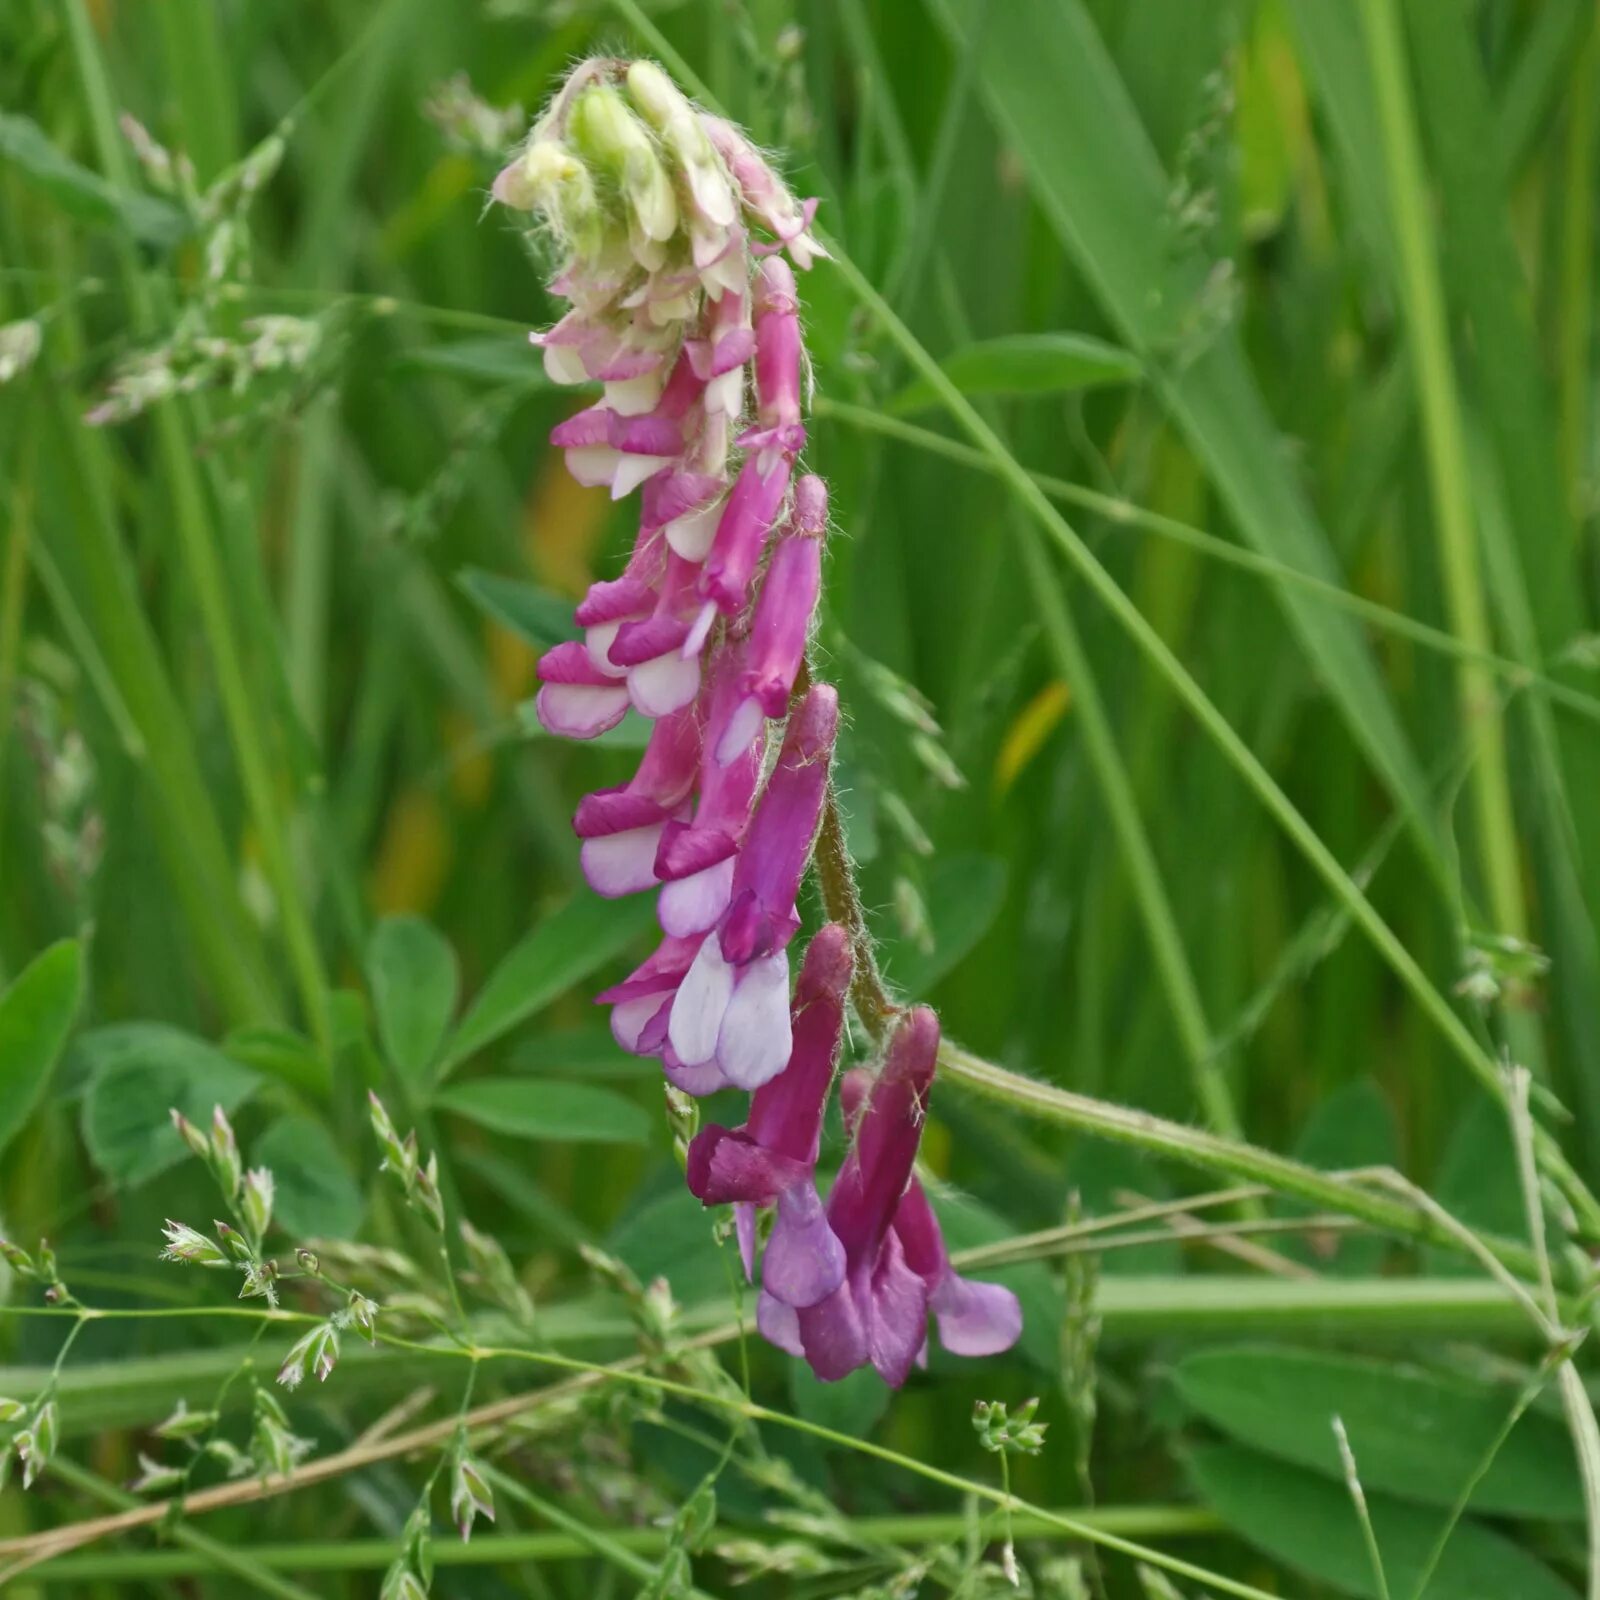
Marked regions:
[490,57,1021,1380]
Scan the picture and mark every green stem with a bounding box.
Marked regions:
[21,1506,1221,1583]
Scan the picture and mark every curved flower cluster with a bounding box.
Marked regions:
[498,58,1019,1384]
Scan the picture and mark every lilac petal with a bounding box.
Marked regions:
[658,857,736,937]
[628,652,701,718]
[757,1291,803,1357]
[580,824,666,896]
[928,1273,1023,1359]
[661,1049,733,1096]
[762,1181,846,1309]
[716,950,793,1089]
[742,532,821,717]
[609,993,666,1053]
[628,706,703,807]
[647,470,725,530]
[635,997,674,1056]
[735,1204,758,1280]
[535,682,630,739]
[700,456,792,614]
[794,1279,869,1382]
[865,1231,930,1389]
[669,936,734,1067]
[727,685,836,932]
[825,1006,939,1260]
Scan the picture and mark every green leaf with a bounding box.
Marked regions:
[789,1361,891,1435]
[457,568,580,651]
[366,916,459,1086]
[252,1116,365,1240]
[440,895,657,1077]
[395,336,553,387]
[222,1025,324,1095]
[0,114,189,247]
[608,1183,730,1306]
[0,941,83,1162]
[434,1077,651,1144]
[1173,1344,1582,1519]
[1276,1079,1396,1275]
[889,332,1139,414]
[881,853,1007,995]
[1188,1442,1576,1600]
[511,1028,659,1080]
[78,1025,258,1187]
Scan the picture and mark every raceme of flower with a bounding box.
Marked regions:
[495,57,1018,1384]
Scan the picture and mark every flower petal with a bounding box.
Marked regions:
[716,950,793,1089]
[668,936,734,1068]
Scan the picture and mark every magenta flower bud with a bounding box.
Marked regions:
[535,640,630,738]
[721,505,824,747]
[719,684,837,963]
[699,454,793,615]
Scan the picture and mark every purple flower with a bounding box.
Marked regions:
[688,923,853,1308]
[761,1007,1022,1386]
[493,60,1021,1380]
[668,685,837,1089]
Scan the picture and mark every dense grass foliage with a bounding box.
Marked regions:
[3,1,1600,1596]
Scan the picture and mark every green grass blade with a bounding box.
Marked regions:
[923,0,1446,886]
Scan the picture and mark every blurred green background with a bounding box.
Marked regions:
[4,0,1600,1595]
